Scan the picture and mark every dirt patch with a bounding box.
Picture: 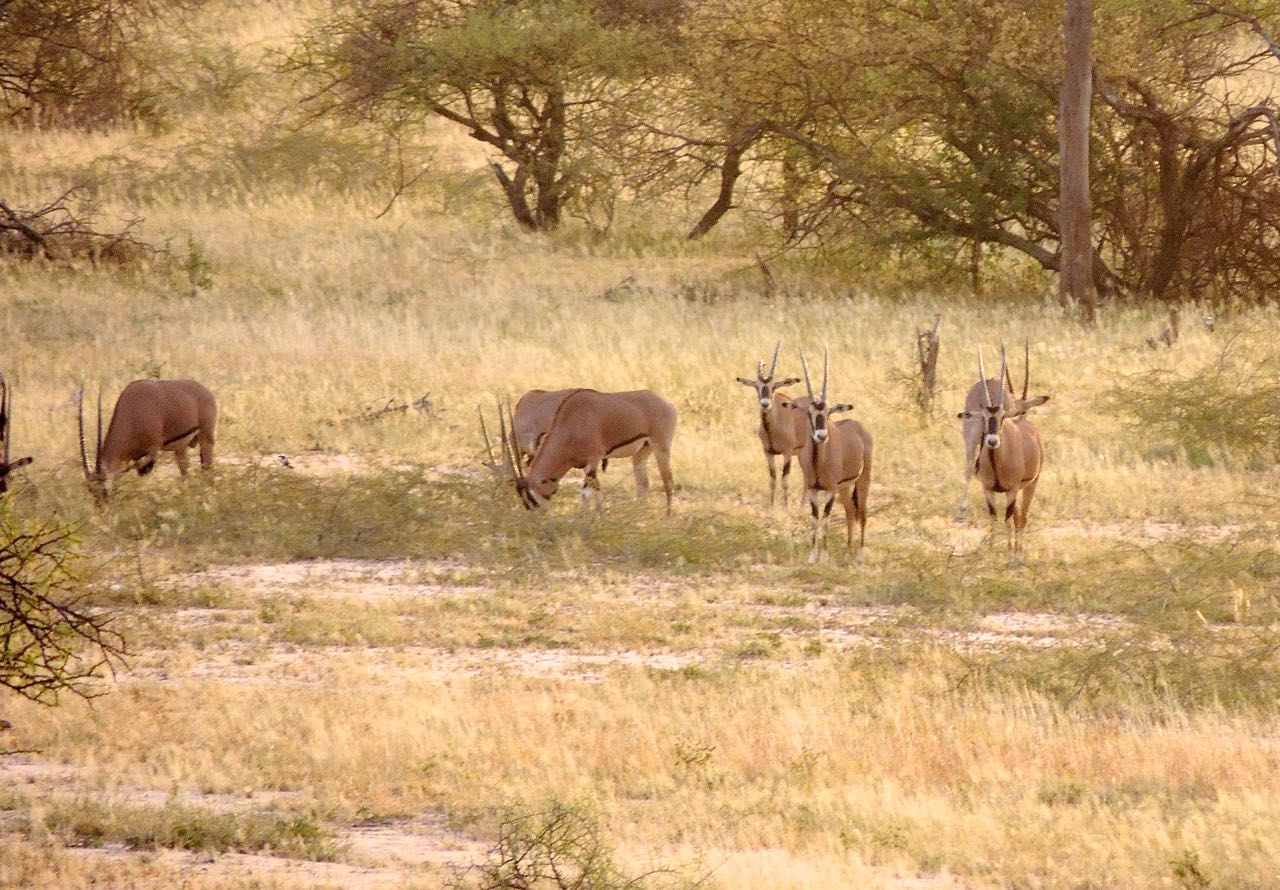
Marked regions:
[171,558,487,602]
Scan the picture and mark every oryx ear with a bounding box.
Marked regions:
[830,403,853,414]
[777,377,800,387]
[736,377,757,387]
[1009,395,1050,417]
[958,411,973,420]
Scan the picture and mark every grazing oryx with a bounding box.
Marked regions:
[487,389,677,513]
[79,379,218,502]
[957,344,1048,554]
[796,348,873,564]
[736,341,809,507]
[0,376,34,494]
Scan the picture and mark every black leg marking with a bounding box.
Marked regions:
[781,458,791,479]
[601,459,609,473]
[987,500,997,519]
[809,497,819,519]
[137,458,157,476]
[1005,499,1017,522]
[823,496,835,518]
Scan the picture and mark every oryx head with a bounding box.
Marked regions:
[482,400,553,509]
[798,346,853,445]
[0,376,33,494]
[77,385,108,504]
[957,342,1049,452]
[736,341,800,412]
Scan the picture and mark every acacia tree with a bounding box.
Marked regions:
[0,0,204,126]
[669,0,1280,304]
[291,0,677,230]
[1,513,125,708]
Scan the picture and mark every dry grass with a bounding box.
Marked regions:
[2,2,1280,888]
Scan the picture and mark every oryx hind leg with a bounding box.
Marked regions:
[174,445,191,476]
[955,425,980,522]
[136,452,160,476]
[840,484,860,562]
[632,442,652,497]
[765,451,779,507]
[1013,476,1039,556]
[780,455,793,509]
[649,440,675,515]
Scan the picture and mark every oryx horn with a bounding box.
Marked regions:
[821,346,830,403]
[1022,340,1030,401]
[77,385,93,479]
[479,406,498,469]
[998,342,1009,407]
[800,349,815,401]
[768,340,781,381]
[978,347,993,407]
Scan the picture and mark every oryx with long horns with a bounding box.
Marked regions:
[484,389,677,513]
[736,342,808,508]
[0,375,34,494]
[795,348,873,564]
[79,379,218,502]
[956,344,1048,554]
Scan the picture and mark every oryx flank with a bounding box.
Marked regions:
[796,348,872,564]
[79,379,218,502]
[489,389,677,513]
[957,344,1048,554]
[0,375,34,494]
[736,341,808,507]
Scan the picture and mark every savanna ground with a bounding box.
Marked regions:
[3,6,1280,889]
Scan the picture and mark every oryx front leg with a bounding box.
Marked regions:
[765,451,779,507]
[581,466,604,512]
[807,488,835,564]
[780,455,793,509]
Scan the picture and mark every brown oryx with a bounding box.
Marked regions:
[0,376,34,494]
[736,341,808,507]
[956,344,1048,554]
[79,379,218,502]
[487,388,677,513]
[795,348,873,564]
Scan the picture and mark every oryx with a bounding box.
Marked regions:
[79,379,218,502]
[736,341,808,507]
[486,389,677,513]
[795,348,873,564]
[0,376,34,494]
[956,344,1048,554]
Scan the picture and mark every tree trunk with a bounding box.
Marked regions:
[1059,0,1095,323]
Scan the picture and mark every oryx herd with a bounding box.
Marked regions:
[1,339,1047,563]
[481,340,1049,562]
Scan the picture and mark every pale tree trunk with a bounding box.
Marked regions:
[1059,0,1096,323]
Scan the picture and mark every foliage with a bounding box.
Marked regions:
[662,0,1280,303]
[0,509,125,705]
[31,794,342,859]
[290,0,679,229]
[1105,333,1280,462]
[450,801,707,890]
[0,0,206,126]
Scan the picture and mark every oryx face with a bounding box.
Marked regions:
[737,342,797,412]
[803,399,853,445]
[737,374,800,412]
